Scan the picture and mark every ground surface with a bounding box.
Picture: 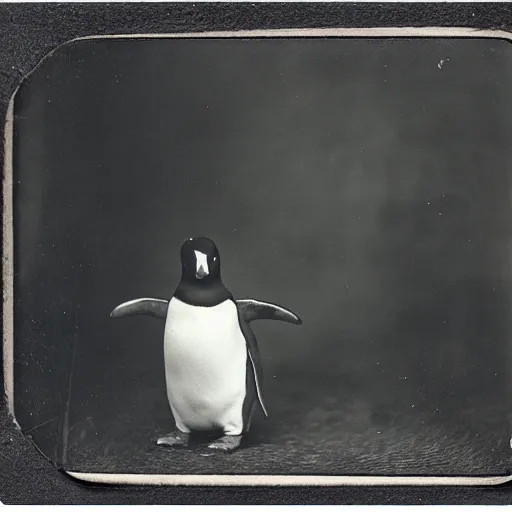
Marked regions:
[64,378,510,477]
[2,381,512,504]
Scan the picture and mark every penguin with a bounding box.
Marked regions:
[110,237,302,451]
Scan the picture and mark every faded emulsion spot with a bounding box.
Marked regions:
[437,58,450,69]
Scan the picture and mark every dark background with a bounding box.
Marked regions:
[2,1,512,504]
[11,35,512,477]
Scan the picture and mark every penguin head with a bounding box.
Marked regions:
[180,237,221,283]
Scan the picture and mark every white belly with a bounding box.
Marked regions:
[163,297,247,435]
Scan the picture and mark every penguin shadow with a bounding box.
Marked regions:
[240,420,274,450]
[151,415,273,456]
[173,430,226,453]
[151,427,270,456]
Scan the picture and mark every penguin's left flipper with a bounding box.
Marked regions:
[236,299,302,325]
[110,298,169,319]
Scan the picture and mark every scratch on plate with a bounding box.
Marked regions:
[25,416,58,434]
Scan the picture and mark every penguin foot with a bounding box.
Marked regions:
[207,435,242,452]
[157,431,190,448]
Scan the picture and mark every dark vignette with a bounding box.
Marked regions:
[2,1,512,505]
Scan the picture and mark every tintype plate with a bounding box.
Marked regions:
[4,28,512,486]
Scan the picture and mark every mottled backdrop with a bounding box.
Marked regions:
[12,37,512,475]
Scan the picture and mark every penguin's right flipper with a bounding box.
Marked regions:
[236,299,302,325]
[110,298,169,319]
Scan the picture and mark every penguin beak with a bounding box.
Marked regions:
[196,265,208,280]
[194,250,209,280]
